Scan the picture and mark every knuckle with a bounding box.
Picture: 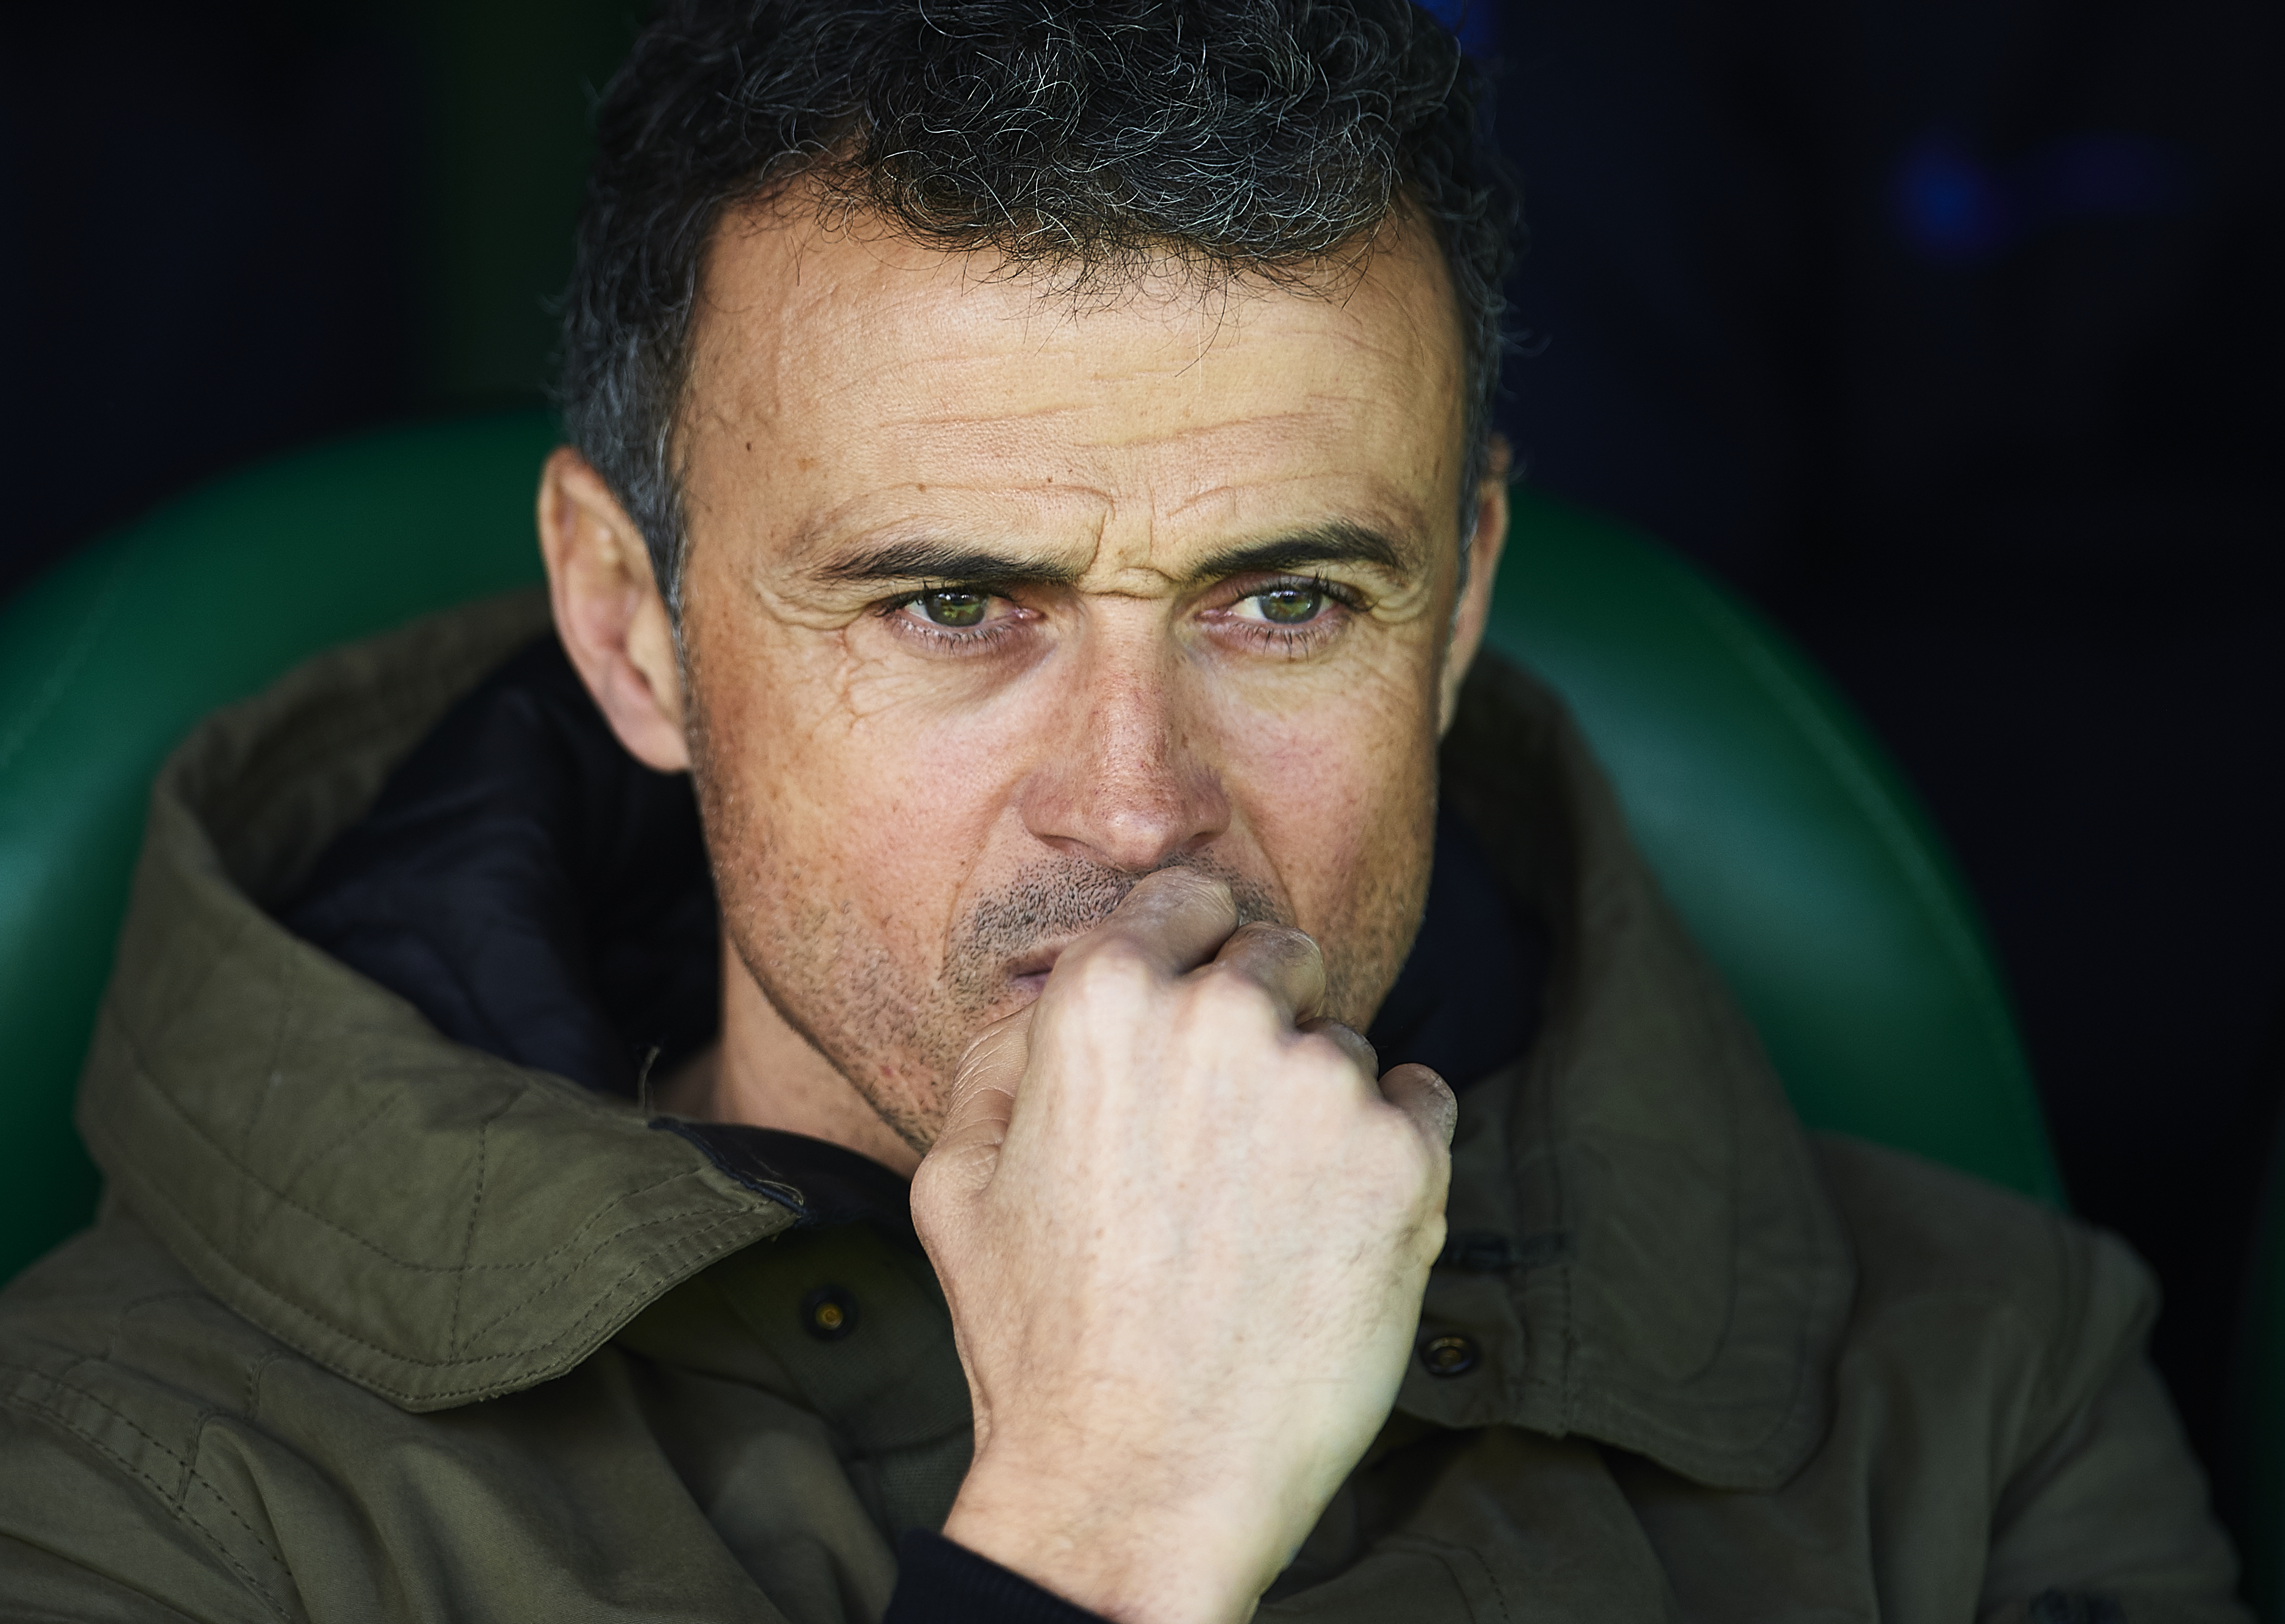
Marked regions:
[907,1161,952,1226]
[1189,962,1278,1025]
[1292,1028,1367,1082]
[1360,1104,1441,1176]
[1232,919,1314,958]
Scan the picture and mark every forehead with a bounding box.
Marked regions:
[679,205,1470,567]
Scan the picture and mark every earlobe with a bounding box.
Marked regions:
[1437,439,1512,737]
[536,446,693,773]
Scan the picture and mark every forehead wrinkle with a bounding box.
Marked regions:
[872,397,1109,433]
[1163,468,1416,517]
[771,303,1432,441]
[861,407,1358,475]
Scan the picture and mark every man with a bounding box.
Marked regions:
[0,3,2248,1620]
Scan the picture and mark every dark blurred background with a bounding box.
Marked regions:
[0,0,630,605]
[4,0,2280,1527]
[1488,0,2285,1511]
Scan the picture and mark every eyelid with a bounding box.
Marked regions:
[880,584,1034,648]
[875,572,1361,656]
[1212,571,1365,610]
[882,582,1001,613]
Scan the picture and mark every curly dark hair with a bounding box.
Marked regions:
[560,1,1518,613]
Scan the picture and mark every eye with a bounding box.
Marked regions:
[909,588,989,628]
[1238,583,1330,625]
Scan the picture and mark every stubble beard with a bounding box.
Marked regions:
[689,712,1435,1159]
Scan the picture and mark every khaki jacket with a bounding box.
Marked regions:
[0,595,2247,1621]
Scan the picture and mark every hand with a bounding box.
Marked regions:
[912,868,1457,1624]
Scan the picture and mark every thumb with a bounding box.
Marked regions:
[1379,1062,1458,1152]
[918,1003,1036,1203]
[1380,1063,1457,1271]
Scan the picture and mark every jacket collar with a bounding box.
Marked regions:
[81,595,1852,1482]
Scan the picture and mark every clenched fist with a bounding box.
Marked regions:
[912,868,1457,1624]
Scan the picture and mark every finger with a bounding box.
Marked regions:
[923,1004,1037,1196]
[1069,866,1241,981]
[1298,1014,1378,1079]
[1213,922,1330,1027]
[1379,1062,1458,1150]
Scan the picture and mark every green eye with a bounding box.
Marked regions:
[1254,585,1325,625]
[916,590,987,628]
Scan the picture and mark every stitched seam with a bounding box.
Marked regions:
[0,1371,294,1622]
[424,1203,773,1368]
[256,1092,407,1236]
[191,1413,291,1569]
[106,1012,705,1276]
[80,1191,771,1395]
[117,1020,680,1271]
[1465,1543,1515,1624]
[447,1113,495,1359]
[97,1291,211,1367]
[236,938,300,1254]
[132,900,261,1067]
[1380,1534,1512,1624]
[242,1350,287,1422]
[127,1156,745,1366]
[4,1364,194,1496]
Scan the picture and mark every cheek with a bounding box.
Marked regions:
[691,618,1038,940]
[1207,657,1442,935]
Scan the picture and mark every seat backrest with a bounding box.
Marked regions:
[0,411,2059,1298]
[1479,500,2060,1203]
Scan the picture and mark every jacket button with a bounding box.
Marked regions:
[1419,1333,1478,1378]
[802,1286,858,1342]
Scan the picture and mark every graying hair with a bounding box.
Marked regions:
[560,1,1518,615]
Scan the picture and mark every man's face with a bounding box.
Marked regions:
[671,207,1494,1151]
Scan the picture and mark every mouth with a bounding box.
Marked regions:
[1003,941,1074,1000]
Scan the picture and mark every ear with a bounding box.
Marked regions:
[537,446,691,772]
[1438,435,1512,737]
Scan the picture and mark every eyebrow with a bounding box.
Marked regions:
[1187,522,1413,582]
[811,521,1416,591]
[813,540,1087,590]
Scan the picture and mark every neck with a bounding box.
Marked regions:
[654,936,924,1178]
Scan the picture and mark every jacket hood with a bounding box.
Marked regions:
[75,593,800,1412]
[76,592,1852,1487]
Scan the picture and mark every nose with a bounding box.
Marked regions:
[1017,632,1229,873]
